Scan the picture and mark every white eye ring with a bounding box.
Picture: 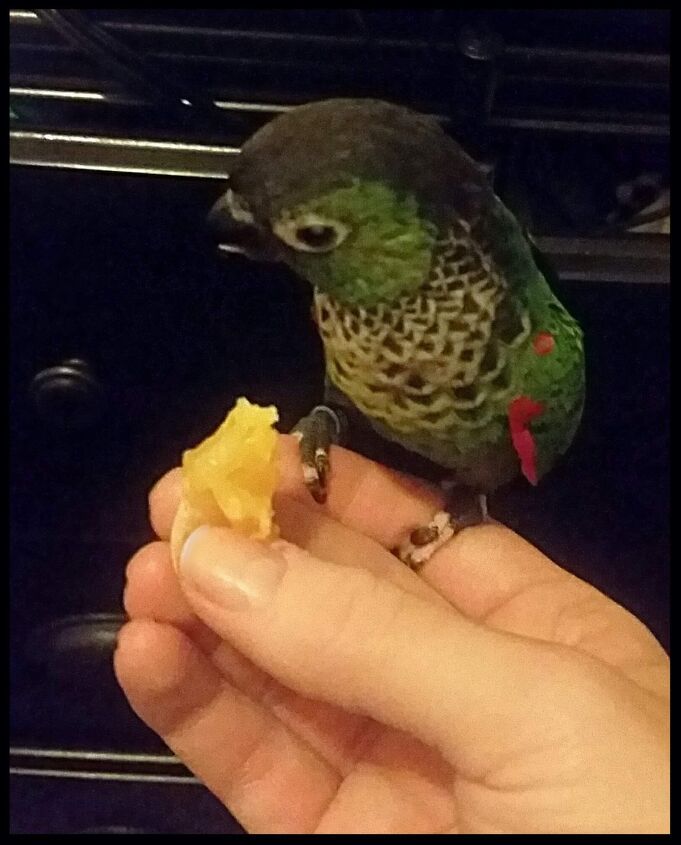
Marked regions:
[225,188,255,225]
[272,212,350,253]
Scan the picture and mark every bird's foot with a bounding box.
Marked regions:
[291,405,347,504]
[397,493,494,571]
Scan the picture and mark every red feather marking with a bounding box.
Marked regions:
[533,331,555,356]
[508,396,545,486]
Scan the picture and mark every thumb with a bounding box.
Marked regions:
[178,526,566,773]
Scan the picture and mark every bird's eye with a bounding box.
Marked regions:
[273,213,350,253]
[295,224,338,250]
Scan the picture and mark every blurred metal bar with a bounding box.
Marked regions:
[11,86,108,101]
[10,86,294,116]
[10,768,199,784]
[9,746,197,784]
[10,746,182,764]
[534,236,669,285]
[9,10,38,21]
[10,129,237,178]
[487,116,668,137]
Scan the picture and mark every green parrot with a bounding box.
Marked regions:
[210,99,585,568]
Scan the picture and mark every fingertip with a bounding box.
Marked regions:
[149,467,183,539]
[125,541,170,582]
[123,541,166,617]
[114,618,193,697]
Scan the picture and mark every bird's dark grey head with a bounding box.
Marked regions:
[208,98,492,256]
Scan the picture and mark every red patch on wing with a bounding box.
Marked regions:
[532,331,555,356]
[508,396,545,486]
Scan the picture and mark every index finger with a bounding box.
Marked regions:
[147,436,581,629]
[276,435,445,550]
[148,434,444,548]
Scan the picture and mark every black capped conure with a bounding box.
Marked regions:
[209,99,585,568]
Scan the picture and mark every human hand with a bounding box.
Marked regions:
[115,436,669,834]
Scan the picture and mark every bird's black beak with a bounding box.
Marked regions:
[207,192,281,263]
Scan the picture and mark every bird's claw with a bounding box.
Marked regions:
[301,449,330,504]
[292,405,346,504]
[397,511,456,571]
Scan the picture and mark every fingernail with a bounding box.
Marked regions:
[179,526,287,610]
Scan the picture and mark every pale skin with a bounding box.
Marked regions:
[115,435,669,834]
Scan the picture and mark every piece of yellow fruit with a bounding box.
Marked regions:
[170,397,279,567]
